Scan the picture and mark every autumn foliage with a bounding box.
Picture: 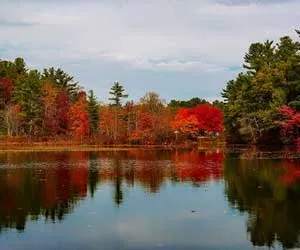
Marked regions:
[0,58,226,146]
[277,105,300,145]
[68,92,90,138]
[170,104,224,139]
[0,77,13,105]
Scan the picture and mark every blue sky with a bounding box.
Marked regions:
[0,0,299,103]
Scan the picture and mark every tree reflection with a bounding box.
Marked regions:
[0,150,224,233]
[224,157,300,249]
[0,152,96,232]
[173,150,224,184]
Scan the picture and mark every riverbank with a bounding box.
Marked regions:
[0,136,225,152]
[1,143,300,160]
[0,142,199,152]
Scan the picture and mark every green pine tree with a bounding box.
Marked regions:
[87,90,100,134]
[13,70,42,136]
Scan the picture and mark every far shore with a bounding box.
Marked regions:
[0,143,197,152]
[0,137,226,152]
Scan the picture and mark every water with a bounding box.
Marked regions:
[0,149,299,250]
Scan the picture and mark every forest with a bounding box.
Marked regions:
[223,30,300,146]
[0,59,223,146]
[0,29,300,146]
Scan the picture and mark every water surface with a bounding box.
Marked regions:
[0,149,299,250]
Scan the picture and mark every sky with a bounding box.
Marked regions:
[0,0,299,103]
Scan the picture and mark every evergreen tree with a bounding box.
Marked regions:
[42,67,80,101]
[87,90,100,134]
[108,82,128,141]
[108,81,128,107]
[13,70,42,136]
[223,31,300,144]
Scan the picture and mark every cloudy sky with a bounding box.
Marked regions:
[0,0,299,103]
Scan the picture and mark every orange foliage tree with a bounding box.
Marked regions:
[99,105,115,142]
[129,110,154,144]
[68,91,90,139]
[5,104,23,136]
[170,109,199,139]
[41,82,58,135]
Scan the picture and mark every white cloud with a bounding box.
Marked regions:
[0,0,299,73]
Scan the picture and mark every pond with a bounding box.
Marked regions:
[0,149,299,250]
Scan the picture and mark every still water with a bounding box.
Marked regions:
[0,149,299,250]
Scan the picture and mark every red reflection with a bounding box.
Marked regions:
[281,160,300,186]
[173,150,224,182]
[0,152,90,225]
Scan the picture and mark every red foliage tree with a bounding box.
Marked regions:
[170,104,224,139]
[0,76,13,106]
[56,89,71,134]
[192,104,224,133]
[170,109,199,139]
[277,105,300,144]
[129,110,155,144]
[68,91,90,139]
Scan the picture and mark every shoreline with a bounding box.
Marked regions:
[0,144,196,152]
[1,144,300,160]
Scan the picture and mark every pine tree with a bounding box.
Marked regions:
[108,82,128,141]
[13,70,42,136]
[87,90,100,134]
[109,81,128,107]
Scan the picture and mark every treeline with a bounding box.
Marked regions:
[0,58,223,145]
[3,30,300,146]
[223,30,300,145]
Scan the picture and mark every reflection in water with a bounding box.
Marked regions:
[0,152,91,232]
[225,156,300,249]
[0,150,223,233]
[2,149,300,249]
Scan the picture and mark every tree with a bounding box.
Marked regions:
[276,105,300,145]
[56,89,71,134]
[139,92,165,114]
[0,77,13,107]
[42,67,80,101]
[68,91,90,139]
[13,70,42,136]
[5,104,23,136]
[99,105,114,141]
[243,40,275,74]
[14,57,26,75]
[222,31,300,144]
[0,57,26,80]
[108,81,128,107]
[40,82,58,135]
[168,97,208,111]
[170,109,199,140]
[170,104,224,140]
[212,100,225,111]
[128,109,155,144]
[108,82,128,141]
[87,90,100,135]
[193,104,224,134]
